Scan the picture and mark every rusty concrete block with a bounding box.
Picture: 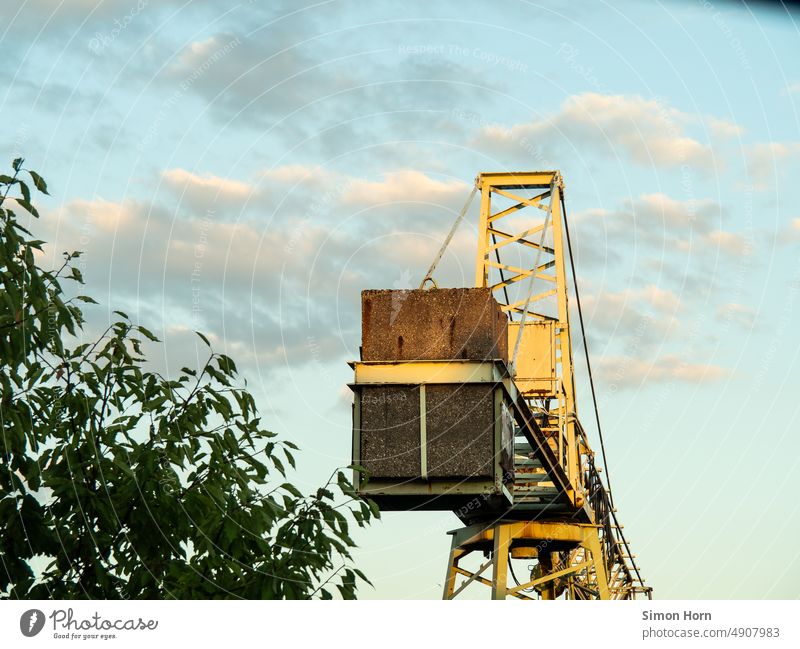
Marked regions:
[361,288,508,363]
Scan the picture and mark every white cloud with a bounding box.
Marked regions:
[175,35,228,69]
[704,230,751,256]
[705,116,744,139]
[744,141,800,189]
[472,92,734,171]
[775,218,800,244]
[259,165,326,184]
[62,197,138,232]
[581,284,681,348]
[568,190,749,338]
[162,168,253,205]
[597,354,729,389]
[676,228,752,258]
[783,81,800,95]
[44,195,356,366]
[341,170,469,206]
[159,166,471,222]
[632,192,721,232]
[39,165,481,374]
[716,302,756,329]
[569,192,726,271]
[161,165,348,217]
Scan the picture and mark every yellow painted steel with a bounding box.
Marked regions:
[474,171,580,489]
[507,321,556,395]
[352,359,502,385]
[439,172,650,601]
[443,522,614,601]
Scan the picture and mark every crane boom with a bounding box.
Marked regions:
[349,170,651,599]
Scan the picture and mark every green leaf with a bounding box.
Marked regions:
[28,170,49,195]
[196,331,211,347]
[316,487,334,500]
[272,456,286,476]
[112,457,135,478]
[12,157,23,171]
[15,198,39,218]
[137,325,159,342]
[367,498,380,519]
[217,354,237,374]
[281,483,303,498]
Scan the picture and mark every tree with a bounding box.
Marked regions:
[0,159,377,599]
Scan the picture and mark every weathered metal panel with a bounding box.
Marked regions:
[357,383,502,482]
[359,385,421,478]
[508,321,556,395]
[425,384,495,479]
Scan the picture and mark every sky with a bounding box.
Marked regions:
[2,0,799,599]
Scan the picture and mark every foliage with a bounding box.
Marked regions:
[0,159,377,599]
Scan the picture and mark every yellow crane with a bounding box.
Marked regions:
[349,171,651,600]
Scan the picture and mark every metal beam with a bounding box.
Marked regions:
[508,560,590,595]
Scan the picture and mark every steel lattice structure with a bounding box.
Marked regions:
[442,171,650,600]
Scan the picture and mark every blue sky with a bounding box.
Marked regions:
[2,0,800,599]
